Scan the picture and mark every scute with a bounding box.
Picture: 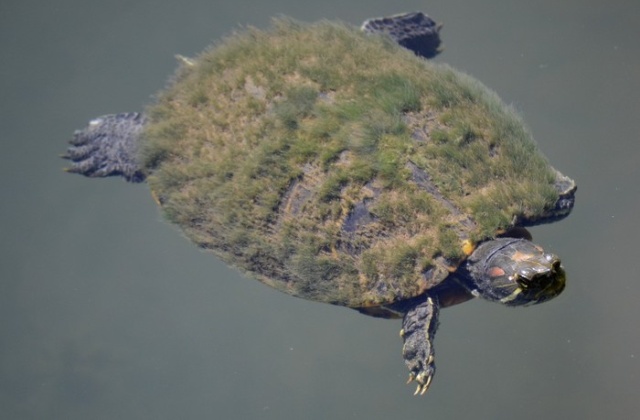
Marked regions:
[141,19,564,308]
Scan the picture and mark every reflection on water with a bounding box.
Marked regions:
[1,0,640,419]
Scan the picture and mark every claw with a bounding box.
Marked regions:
[410,373,433,396]
[400,294,439,395]
[421,375,433,394]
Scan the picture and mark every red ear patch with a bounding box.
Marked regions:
[488,266,506,278]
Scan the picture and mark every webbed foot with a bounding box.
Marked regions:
[400,296,439,395]
[361,12,443,59]
[62,112,147,182]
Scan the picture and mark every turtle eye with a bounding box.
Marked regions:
[514,267,536,288]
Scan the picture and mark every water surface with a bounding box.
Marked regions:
[1,0,639,418]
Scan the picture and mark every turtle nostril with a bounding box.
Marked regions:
[543,253,562,271]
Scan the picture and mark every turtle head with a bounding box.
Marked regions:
[462,238,566,306]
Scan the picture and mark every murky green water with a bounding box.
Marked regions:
[2,0,639,418]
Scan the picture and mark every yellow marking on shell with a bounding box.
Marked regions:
[500,287,523,303]
[462,239,476,256]
[444,240,475,272]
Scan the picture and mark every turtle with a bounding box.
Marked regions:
[62,12,576,394]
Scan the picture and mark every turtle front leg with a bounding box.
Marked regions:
[400,296,439,395]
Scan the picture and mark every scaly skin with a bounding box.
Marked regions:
[400,296,439,395]
[63,113,146,182]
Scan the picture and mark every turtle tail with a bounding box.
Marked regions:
[62,112,147,183]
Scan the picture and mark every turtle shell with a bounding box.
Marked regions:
[141,19,561,308]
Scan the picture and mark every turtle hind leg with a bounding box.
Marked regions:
[400,296,440,395]
[361,12,443,59]
[62,112,147,183]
